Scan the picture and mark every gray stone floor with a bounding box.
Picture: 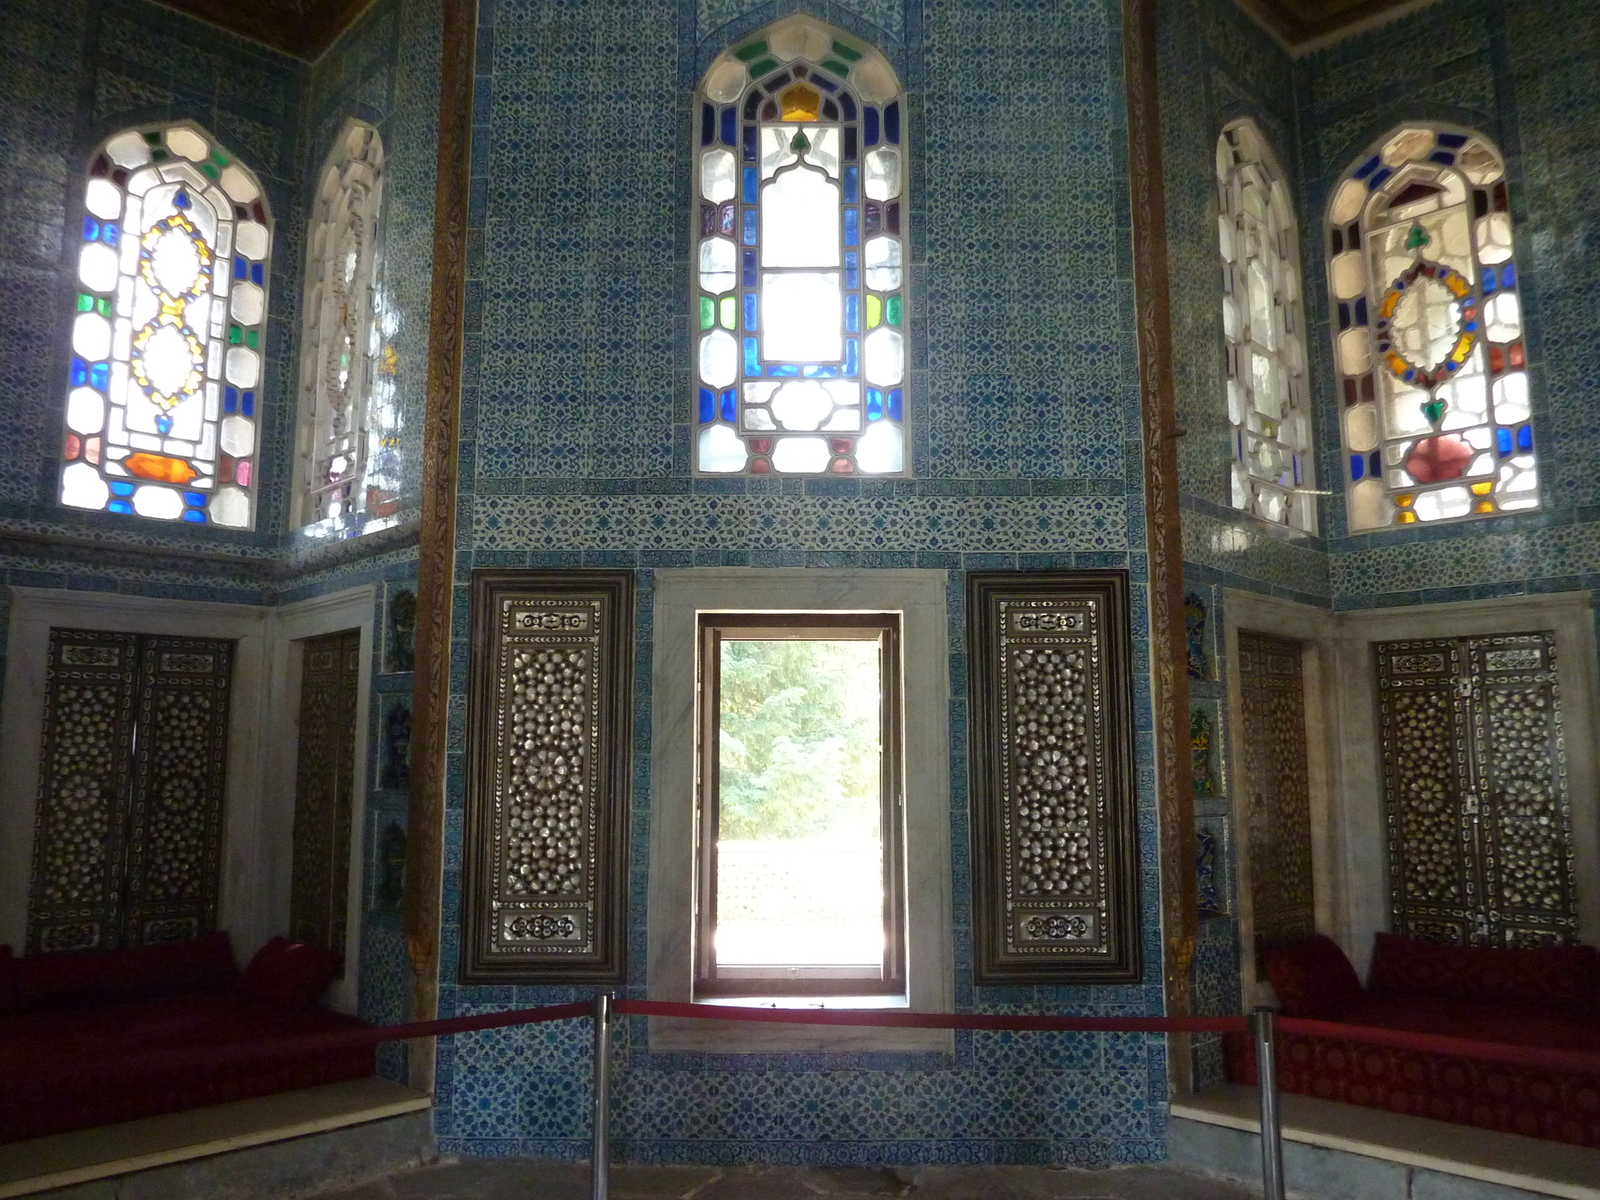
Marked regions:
[310,1160,1257,1200]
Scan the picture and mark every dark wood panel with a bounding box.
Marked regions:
[151,0,377,59]
[1234,0,1433,49]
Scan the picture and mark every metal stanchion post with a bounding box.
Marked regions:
[1251,1005,1286,1200]
[590,992,612,1200]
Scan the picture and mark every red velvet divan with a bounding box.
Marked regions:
[1225,933,1600,1149]
[0,933,374,1143]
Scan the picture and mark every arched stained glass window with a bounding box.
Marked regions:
[1328,125,1535,530]
[1217,120,1315,533]
[693,17,908,476]
[60,123,271,528]
[296,121,391,533]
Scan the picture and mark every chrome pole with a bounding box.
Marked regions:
[590,992,612,1200]
[1251,1005,1286,1200]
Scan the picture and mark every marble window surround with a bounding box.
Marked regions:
[1223,587,1600,993]
[647,568,953,1054]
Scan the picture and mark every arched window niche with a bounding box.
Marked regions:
[61,122,272,529]
[693,16,909,476]
[1217,119,1316,533]
[295,120,392,535]
[1327,125,1535,531]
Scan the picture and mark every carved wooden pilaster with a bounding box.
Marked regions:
[405,0,477,1093]
[1120,0,1198,1089]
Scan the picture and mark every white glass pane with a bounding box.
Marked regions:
[1330,251,1364,299]
[799,126,840,179]
[697,423,748,472]
[864,237,901,291]
[106,131,152,169]
[132,484,183,519]
[770,380,834,431]
[219,164,259,203]
[73,313,111,361]
[79,243,118,292]
[221,414,255,456]
[225,345,261,388]
[209,485,250,527]
[67,387,105,434]
[149,222,206,295]
[864,328,903,387]
[85,178,122,221]
[1493,372,1530,423]
[1348,478,1386,529]
[701,148,736,202]
[771,437,831,473]
[61,461,110,510]
[699,328,738,388]
[235,221,269,260]
[761,272,841,362]
[230,281,264,324]
[863,147,901,200]
[699,237,736,294]
[760,127,798,181]
[855,420,903,474]
[140,324,203,396]
[761,165,839,268]
[167,127,208,162]
[1344,403,1379,453]
[1484,292,1522,342]
[704,59,746,103]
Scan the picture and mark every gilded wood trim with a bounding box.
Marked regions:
[1121,0,1197,1080]
[405,0,476,1091]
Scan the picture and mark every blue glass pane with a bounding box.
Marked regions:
[1369,451,1380,478]
[242,391,255,417]
[844,207,858,247]
[1497,428,1513,455]
[743,293,757,330]
[742,248,756,287]
[1482,267,1497,294]
[844,338,859,377]
[720,107,736,146]
[845,250,858,290]
[108,500,133,514]
[251,262,264,285]
[742,208,757,245]
[840,93,856,120]
[89,362,108,390]
[1518,425,1533,451]
[1355,297,1368,326]
[866,388,884,420]
[174,190,191,209]
[885,102,900,144]
[1354,154,1381,180]
[742,167,757,203]
[802,364,840,378]
[1293,454,1302,486]
[845,295,859,332]
[743,337,760,375]
[864,106,879,146]
[1436,132,1468,149]
[1502,263,1516,289]
[184,492,207,507]
[1349,454,1364,481]
[1337,303,1350,331]
[224,386,238,413]
[698,388,715,423]
[1429,151,1456,166]
[809,72,839,93]
[720,388,736,423]
[887,389,903,421]
[742,125,757,162]
[155,414,172,435]
[843,165,859,203]
[234,256,248,281]
[1367,166,1393,191]
[70,358,88,387]
[103,223,119,246]
[769,364,799,377]
[182,510,207,523]
[110,481,135,496]
[82,216,99,241]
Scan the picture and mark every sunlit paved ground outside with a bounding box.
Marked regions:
[310,1160,1255,1200]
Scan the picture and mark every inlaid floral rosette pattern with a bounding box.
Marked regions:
[1377,633,1576,947]
[461,571,633,983]
[967,572,1140,983]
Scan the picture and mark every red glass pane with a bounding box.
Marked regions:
[1405,435,1473,484]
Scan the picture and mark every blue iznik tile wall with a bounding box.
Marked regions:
[438,0,1171,1167]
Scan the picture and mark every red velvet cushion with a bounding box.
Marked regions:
[1262,934,1364,1017]
[236,938,340,1008]
[1368,932,1600,1012]
[12,933,237,1011]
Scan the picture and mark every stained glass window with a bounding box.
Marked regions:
[60,123,271,528]
[296,121,393,534]
[1327,126,1535,530]
[1217,121,1315,533]
[693,17,908,475]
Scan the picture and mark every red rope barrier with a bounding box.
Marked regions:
[1277,1015,1600,1076]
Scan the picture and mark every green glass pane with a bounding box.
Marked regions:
[228,325,242,345]
[733,40,768,62]
[699,295,715,330]
[830,40,863,62]
[142,131,162,145]
[200,163,219,181]
[77,293,94,312]
[246,330,259,349]
[865,294,881,329]
[719,296,736,329]
[210,149,229,167]
[747,57,782,79]
[96,297,112,317]
[151,149,168,162]
[820,59,851,78]
[886,295,902,326]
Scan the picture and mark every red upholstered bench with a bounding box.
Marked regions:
[0,933,374,1143]
[1225,933,1600,1149]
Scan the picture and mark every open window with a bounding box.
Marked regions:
[694,612,905,1000]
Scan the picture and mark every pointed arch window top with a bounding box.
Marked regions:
[1327,125,1534,531]
[693,18,908,477]
[61,123,272,529]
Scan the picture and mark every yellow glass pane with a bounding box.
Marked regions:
[780,83,822,121]
[1474,500,1495,513]
[1470,481,1493,496]
[1394,493,1415,507]
[866,294,882,328]
[719,296,736,329]
[1396,511,1417,524]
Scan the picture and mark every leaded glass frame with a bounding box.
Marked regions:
[1217,120,1315,533]
[60,122,272,529]
[692,17,908,476]
[296,120,393,534]
[1327,125,1536,530]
